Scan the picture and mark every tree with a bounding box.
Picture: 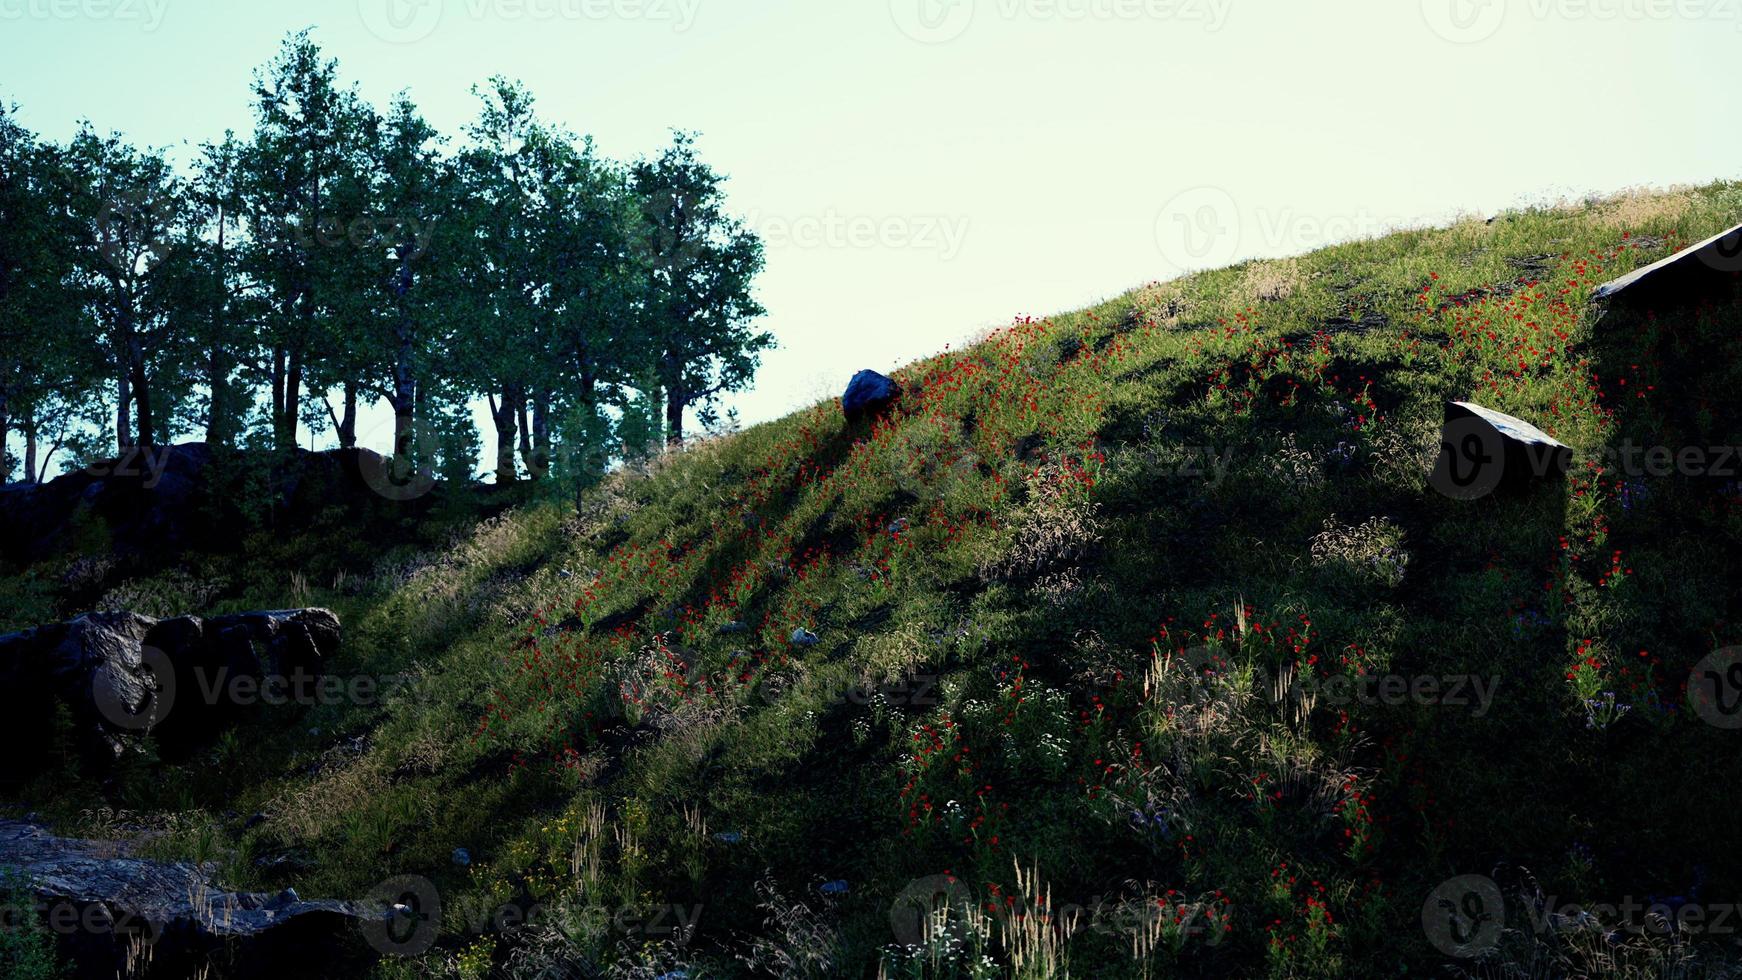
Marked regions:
[631,132,770,447]
[0,45,773,487]
[453,82,648,486]
[523,125,640,485]
[452,77,559,484]
[360,94,451,470]
[240,30,371,451]
[61,125,188,450]
[179,133,257,447]
[0,102,81,480]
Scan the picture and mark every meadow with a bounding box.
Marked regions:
[5,183,1741,978]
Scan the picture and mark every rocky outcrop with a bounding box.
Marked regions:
[1591,221,1742,310]
[0,443,439,567]
[0,608,341,784]
[0,820,375,979]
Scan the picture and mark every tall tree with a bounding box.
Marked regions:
[453,78,548,484]
[61,125,187,450]
[349,93,451,470]
[0,104,90,479]
[241,31,370,450]
[181,133,256,446]
[631,132,770,447]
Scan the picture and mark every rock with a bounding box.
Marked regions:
[0,612,161,771]
[0,443,443,567]
[0,820,372,978]
[790,628,821,648]
[1429,401,1572,500]
[841,370,903,424]
[0,608,341,786]
[1592,222,1742,310]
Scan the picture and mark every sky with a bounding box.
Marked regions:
[0,0,1735,474]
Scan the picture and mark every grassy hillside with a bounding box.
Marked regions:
[9,183,1742,978]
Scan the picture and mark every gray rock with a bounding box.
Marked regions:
[0,608,342,785]
[0,820,371,977]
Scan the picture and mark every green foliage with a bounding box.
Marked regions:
[0,871,62,980]
[1,31,770,483]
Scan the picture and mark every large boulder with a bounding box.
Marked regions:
[842,369,903,424]
[0,612,160,770]
[0,820,375,979]
[0,608,341,785]
[1429,401,1572,500]
[1591,222,1742,311]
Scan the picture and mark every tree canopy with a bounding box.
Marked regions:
[0,31,771,492]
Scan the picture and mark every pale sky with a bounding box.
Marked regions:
[0,0,1733,475]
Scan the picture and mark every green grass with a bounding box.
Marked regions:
[7,183,1742,978]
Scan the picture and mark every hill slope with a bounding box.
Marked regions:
[10,183,1742,978]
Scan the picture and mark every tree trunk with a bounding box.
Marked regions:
[391,374,416,465]
[664,395,684,448]
[207,209,231,446]
[129,348,154,448]
[516,397,534,478]
[116,372,133,451]
[488,385,521,485]
[0,387,11,483]
[412,380,430,470]
[525,390,550,480]
[271,345,288,448]
[283,347,303,450]
[206,341,230,445]
[391,302,417,464]
[335,381,357,449]
[23,412,37,485]
[663,364,685,448]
